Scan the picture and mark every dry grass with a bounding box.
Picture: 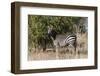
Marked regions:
[28,33,88,61]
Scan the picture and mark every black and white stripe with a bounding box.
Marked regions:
[63,34,77,51]
[48,26,77,52]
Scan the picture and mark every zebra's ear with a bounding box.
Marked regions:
[47,26,50,29]
[49,25,53,29]
[51,26,53,28]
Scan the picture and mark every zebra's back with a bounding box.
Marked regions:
[54,34,76,47]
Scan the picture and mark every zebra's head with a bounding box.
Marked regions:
[47,26,57,40]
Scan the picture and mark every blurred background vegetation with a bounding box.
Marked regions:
[28,15,87,51]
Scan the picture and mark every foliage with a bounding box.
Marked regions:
[28,15,87,50]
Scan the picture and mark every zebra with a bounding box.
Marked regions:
[48,26,77,59]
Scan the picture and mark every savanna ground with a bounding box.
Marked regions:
[28,33,88,61]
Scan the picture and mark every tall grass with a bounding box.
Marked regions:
[28,33,88,60]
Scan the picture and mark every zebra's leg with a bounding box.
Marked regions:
[74,41,78,58]
[74,46,77,55]
[75,44,76,53]
[56,46,59,59]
